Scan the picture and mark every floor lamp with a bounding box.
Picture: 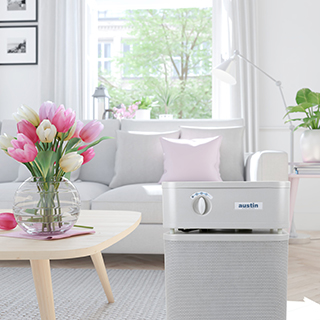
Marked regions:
[212,50,295,173]
[213,50,304,241]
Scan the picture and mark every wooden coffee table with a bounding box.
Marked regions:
[0,209,141,320]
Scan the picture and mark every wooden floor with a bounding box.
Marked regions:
[287,230,320,303]
[0,230,319,303]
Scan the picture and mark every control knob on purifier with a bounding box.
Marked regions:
[193,196,207,215]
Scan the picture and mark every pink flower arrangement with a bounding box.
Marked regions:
[113,102,139,120]
[0,101,110,182]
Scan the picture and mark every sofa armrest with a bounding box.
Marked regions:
[245,150,288,181]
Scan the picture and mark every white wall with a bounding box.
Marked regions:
[0,58,41,119]
[256,0,320,230]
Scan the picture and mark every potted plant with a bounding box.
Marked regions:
[284,88,320,162]
[155,85,180,120]
[134,96,159,120]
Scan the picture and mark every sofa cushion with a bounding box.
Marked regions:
[79,119,120,185]
[180,126,244,181]
[109,130,180,188]
[0,152,19,183]
[72,181,110,210]
[91,183,163,224]
[159,136,222,182]
[0,182,22,208]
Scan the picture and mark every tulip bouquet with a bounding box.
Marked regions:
[0,101,109,235]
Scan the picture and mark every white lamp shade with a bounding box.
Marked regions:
[212,58,237,85]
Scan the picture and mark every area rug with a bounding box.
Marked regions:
[1,267,319,320]
[0,267,166,320]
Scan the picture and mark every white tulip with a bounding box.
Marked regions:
[36,120,57,143]
[59,152,83,172]
[13,105,40,127]
[0,133,14,152]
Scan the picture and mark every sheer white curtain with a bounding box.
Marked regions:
[39,0,97,119]
[212,0,258,153]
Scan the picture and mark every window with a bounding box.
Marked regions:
[98,42,112,73]
[96,5,212,119]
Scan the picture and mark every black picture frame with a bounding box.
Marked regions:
[0,0,38,23]
[0,25,38,65]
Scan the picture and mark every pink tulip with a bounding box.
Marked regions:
[17,119,39,144]
[78,146,95,164]
[8,133,38,163]
[39,101,58,122]
[71,120,84,139]
[79,120,104,143]
[0,212,17,230]
[51,105,76,133]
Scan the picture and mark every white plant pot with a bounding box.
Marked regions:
[159,114,173,120]
[135,109,150,120]
[300,130,320,162]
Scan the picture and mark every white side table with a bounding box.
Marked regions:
[288,173,312,244]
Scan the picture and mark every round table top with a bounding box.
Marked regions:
[0,210,141,260]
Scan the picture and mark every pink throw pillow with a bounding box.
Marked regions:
[159,136,223,183]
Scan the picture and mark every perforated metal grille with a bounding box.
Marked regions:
[165,239,288,320]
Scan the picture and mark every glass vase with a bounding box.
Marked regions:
[13,177,81,236]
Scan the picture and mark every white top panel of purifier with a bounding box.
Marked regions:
[162,181,290,229]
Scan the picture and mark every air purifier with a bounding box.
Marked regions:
[163,181,290,320]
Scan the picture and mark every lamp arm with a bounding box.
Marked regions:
[235,51,278,83]
[233,50,295,172]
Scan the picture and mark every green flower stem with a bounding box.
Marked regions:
[74,224,94,229]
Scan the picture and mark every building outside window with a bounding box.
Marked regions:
[98,42,112,73]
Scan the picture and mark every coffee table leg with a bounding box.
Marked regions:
[30,259,56,320]
[91,252,114,303]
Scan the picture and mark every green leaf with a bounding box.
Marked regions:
[296,88,312,104]
[294,123,309,131]
[284,118,303,123]
[299,102,316,110]
[307,91,320,105]
[65,138,81,153]
[285,105,308,114]
[34,151,56,179]
[68,136,113,154]
[64,172,71,180]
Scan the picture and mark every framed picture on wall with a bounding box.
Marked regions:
[0,26,38,65]
[0,0,38,22]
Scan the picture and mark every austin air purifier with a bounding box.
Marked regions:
[162,181,290,320]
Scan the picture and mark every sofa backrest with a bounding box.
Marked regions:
[79,119,120,185]
[0,118,245,184]
[121,119,245,181]
[121,119,244,132]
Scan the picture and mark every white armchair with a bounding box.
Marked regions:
[246,150,288,181]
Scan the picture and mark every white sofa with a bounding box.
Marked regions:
[0,118,288,254]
